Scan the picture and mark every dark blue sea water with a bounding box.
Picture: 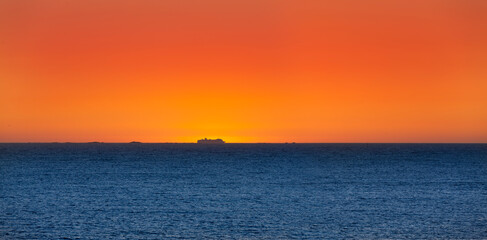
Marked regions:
[0,143,486,239]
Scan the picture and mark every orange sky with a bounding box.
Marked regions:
[1,0,486,143]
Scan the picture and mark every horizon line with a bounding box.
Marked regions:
[0,142,486,144]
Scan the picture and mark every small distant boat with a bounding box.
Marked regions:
[197,138,225,144]
[129,141,142,144]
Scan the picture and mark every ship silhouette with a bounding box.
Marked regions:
[197,138,225,144]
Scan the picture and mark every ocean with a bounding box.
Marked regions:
[0,143,486,239]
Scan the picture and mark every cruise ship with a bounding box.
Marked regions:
[197,138,225,144]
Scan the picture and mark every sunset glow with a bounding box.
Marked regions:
[1,0,486,142]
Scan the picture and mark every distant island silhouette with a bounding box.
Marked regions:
[197,138,225,144]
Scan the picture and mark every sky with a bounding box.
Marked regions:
[1,0,486,143]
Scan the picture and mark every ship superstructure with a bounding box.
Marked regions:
[197,138,225,144]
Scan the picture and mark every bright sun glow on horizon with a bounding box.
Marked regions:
[1,0,487,143]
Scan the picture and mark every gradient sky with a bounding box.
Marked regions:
[1,0,486,143]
